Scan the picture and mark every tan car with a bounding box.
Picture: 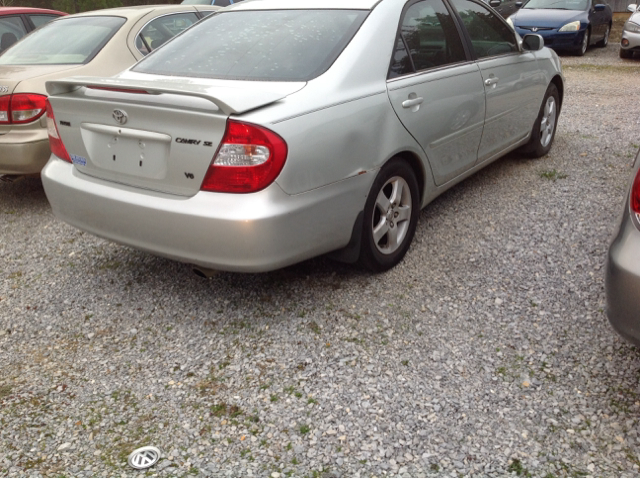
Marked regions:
[0,4,219,176]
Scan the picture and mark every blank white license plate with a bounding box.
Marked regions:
[80,123,171,179]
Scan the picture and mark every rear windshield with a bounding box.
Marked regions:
[133,9,368,82]
[0,16,125,65]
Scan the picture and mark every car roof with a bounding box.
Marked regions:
[68,4,218,20]
[0,6,66,15]
[227,0,379,11]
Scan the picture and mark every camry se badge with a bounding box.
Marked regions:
[112,109,128,125]
[0,86,8,93]
[176,138,201,145]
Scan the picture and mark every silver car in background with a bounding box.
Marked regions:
[606,148,640,346]
[620,3,640,59]
[42,0,563,273]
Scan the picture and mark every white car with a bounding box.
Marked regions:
[621,3,640,59]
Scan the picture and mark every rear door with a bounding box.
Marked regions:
[387,0,486,186]
[450,0,546,162]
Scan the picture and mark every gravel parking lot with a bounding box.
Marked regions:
[2,40,640,478]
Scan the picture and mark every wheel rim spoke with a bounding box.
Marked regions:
[387,224,399,250]
[396,205,411,223]
[389,179,404,205]
[375,189,390,212]
[373,219,388,245]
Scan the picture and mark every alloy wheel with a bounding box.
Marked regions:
[371,176,412,255]
[539,96,557,148]
[580,29,589,55]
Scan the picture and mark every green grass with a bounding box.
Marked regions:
[540,169,567,181]
[299,424,310,435]
[508,459,531,477]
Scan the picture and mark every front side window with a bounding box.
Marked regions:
[0,16,27,52]
[135,12,200,55]
[450,0,518,58]
[133,10,368,81]
[389,0,467,78]
[0,16,125,65]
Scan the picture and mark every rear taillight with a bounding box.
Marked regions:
[0,93,48,125]
[632,168,640,215]
[201,120,287,194]
[0,95,9,123]
[46,100,71,163]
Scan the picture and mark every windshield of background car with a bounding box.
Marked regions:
[132,9,368,81]
[0,16,126,65]
[523,0,588,9]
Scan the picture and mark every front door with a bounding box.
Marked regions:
[450,0,547,162]
[387,0,486,186]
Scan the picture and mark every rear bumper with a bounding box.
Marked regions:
[514,27,586,50]
[0,127,50,175]
[42,157,372,272]
[605,205,640,347]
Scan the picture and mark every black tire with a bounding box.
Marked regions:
[575,28,590,56]
[358,158,420,272]
[620,47,633,59]
[520,83,560,158]
[596,24,610,47]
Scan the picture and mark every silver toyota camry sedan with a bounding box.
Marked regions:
[42,0,564,273]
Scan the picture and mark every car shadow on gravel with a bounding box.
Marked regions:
[0,177,49,211]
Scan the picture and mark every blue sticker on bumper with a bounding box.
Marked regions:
[70,154,87,166]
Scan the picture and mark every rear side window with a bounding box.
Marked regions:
[0,16,125,65]
[135,12,200,55]
[0,16,27,52]
[389,0,467,78]
[133,10,368,81]
[449,0,518,58]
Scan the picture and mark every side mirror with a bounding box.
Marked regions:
[594,4,605,11]
[522,33,544,51]
[628,3,638,11]
[515,1,523,8]
[489,0,501,6]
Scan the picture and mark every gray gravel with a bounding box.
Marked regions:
[2,43,640,478]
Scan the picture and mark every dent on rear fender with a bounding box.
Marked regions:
[273,93,425,196]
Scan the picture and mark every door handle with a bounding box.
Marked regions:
[402,97,424,108]
[484,77,499,86]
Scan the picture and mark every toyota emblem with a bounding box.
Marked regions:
[113,109,128,125]
[127,446,161,469]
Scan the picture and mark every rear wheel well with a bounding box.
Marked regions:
[392,151,425,203]
[550,74,564,111]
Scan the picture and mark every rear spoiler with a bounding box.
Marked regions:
[46,76,305,116]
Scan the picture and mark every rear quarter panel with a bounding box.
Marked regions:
[238,0,433,197]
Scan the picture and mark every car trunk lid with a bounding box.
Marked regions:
[46,76,304,196]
